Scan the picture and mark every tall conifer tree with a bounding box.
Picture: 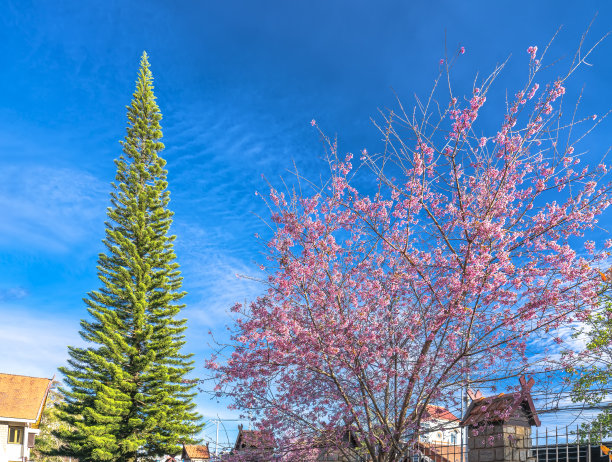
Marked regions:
[56,52,202,462]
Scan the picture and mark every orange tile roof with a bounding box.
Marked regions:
[183,444,210,459]
[425,405,459,422]
[0,373,52,421]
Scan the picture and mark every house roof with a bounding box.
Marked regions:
[311,427,361,449]
[0,373,52,421]
[424,405,459,422]
[417,442,462,462]
[411,404,460,424]
[234,426,275,450]
[183,444,210,459]
[460,376,540,428]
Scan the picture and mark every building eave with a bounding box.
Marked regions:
[0,416,36,424]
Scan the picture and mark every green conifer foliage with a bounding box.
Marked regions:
[56,52,202,461]
[32,383,72,462]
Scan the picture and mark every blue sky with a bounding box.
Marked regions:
[1,0,612,453]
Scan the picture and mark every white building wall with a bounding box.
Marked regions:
[22,428,31,462]
[0,424,8,462]
[6,440,22,462]
[420,418,460,444]
[0,423,30,462]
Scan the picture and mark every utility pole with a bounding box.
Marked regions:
[461,386,465,462]
[210,417,241,459]
[216,419,220,458]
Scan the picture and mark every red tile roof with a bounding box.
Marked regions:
[0,373,52,421]
[424,405,459,422]
[183,444,210,460]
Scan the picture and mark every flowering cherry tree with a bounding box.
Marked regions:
[209,36,611,462]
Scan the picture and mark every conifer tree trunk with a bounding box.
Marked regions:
[55,52,202,462]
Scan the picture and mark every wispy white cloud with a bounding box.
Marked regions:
[0,164,107,253]
[176,222,265,330]
[0,286,28,301]
[0,303,83,378]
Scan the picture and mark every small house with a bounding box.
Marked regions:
[312,427,362,462]
[460,376,540,462]
[0,372,52,462]
[411,405,462,462]
[232,425,275,461]
[419,405,461,445]
[182,444,210,462]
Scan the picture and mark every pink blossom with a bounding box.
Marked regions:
[209,41,610,462]
[585,241,596,254]
[310,119,316,126]
[527,83,539,100]
[527,45,538,60]
[460,46,465,54]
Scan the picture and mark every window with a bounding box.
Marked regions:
[450,432,457,445]
[8,426,23,444]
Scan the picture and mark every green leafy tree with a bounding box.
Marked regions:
[56,52,202,462]
[568,293,612,439]
[31,382,71,462]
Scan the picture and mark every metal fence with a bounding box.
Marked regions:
[532,427,611,462]
[406,426,612,462]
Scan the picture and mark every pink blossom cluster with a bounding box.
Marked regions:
[209,42,611,462]
[527,46,538,60]
[449,89,486,140]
